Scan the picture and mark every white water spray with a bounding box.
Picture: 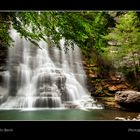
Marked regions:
[0,30,103,110]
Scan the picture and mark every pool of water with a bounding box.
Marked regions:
[0,108,139,120]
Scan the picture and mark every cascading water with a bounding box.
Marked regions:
[0,30,103,110]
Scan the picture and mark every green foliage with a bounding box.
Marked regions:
[0,11,113,50]
[1,11,140,89]
[0,11,116,81]
[0,13,13,47]
[106,11,140,48]
[104,11,140,89]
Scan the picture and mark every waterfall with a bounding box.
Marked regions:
[0,30,103,109]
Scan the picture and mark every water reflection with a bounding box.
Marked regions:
[0,109,139,120]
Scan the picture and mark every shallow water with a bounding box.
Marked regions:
[0,108,139,120]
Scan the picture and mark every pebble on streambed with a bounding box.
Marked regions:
[115,114,140,121]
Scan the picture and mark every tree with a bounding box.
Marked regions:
[0,11,117,82]
[0,11,114,50]
[0,12,13,47]
[105,11,140,89]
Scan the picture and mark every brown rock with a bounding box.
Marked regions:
[115,90,140,110]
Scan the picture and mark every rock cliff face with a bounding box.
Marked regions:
[82,57,130,97]
[0,46,8,105]
[0,46,8,86]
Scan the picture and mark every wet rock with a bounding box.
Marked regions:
[34,97,61,108]
[115,114,140,121]
[132,118,137,121]
[0,95,7,105]
[115,117,126,121]
[40,92,53,97]
[64,102,79,108]
[115,90,140,110]
[37,71,66,93]
[0,47,8,68]
[96,97,121,110]
[136,114,140,119]
[0,95,3,104]
[0,72,5,86]
[0,87,8,105]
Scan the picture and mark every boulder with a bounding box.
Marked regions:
[64,102,78,108]
[115,90,140,110]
